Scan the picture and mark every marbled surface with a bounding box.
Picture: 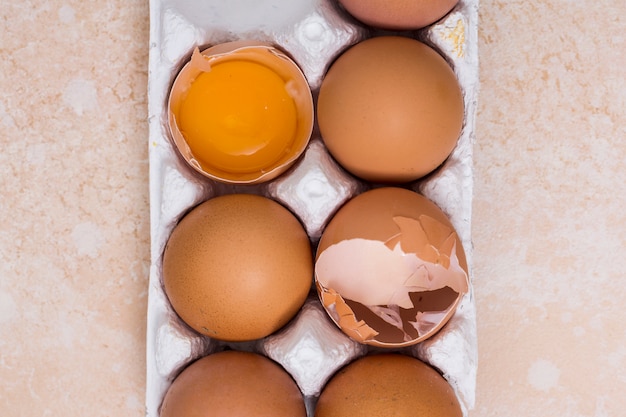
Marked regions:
[474,1,626,415]
[1,0,625,416]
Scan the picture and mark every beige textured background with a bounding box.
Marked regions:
[1,0,625,416]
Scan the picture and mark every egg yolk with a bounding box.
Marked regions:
[177,60,298,174]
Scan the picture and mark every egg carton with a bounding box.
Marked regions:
[146,0,479,416]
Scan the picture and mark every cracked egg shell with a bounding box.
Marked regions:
[167,41,314,184]
[160,351,306,417]
[314,187,468,347]
[162,194,313,342]
[315,353,462,417]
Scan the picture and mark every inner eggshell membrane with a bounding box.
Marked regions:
[315,187,469,347]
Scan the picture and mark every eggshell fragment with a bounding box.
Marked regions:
[315,187,468,347]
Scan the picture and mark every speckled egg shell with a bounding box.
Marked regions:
[162,194,313,342]
[161,351,307,417]
[317,36,464,183]
[315,353,462,417]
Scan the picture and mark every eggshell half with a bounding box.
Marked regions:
[167,41,314,184]
[315,187,468,347]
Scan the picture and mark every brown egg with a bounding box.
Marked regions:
[162,194,313,341]
[315,187,469,347]
[315,353,462,417]
[161,351,306,417]
[338,0,459,30]
[317,36,464,183]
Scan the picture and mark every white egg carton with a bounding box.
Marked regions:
[146,0,479,416]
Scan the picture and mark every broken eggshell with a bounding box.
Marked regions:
[314,187,469,348]
[167,40,314,184]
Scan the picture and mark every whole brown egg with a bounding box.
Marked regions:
[338,0,459,30]
[162,194,313,341]
[317,36,464,183]
[161,351,306,417]
[315,353,462,417]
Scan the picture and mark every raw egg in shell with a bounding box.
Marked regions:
[168,41,314,184]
